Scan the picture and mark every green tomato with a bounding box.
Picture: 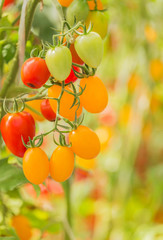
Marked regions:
[66,0,89,26]
[45,46,72,81]
[75,32,103,68]
[86,11,109,39]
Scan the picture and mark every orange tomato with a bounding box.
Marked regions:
[150,59,163,81]
[25,97,45,122]
[144,25,157,43]
[11,215,32,240]
[87,0,103,10]
[76,156,96,170]
[80,76,108,113]
[50,146,74,182]
[23,148,50,185]
[57,0,73,7]
[48,84,82,121]
[69,125,100,159]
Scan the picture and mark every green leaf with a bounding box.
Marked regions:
[0,158,28,192]
[32,184,41,197]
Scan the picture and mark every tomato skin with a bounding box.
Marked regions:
[45,46,72,81]
[50,146,74,182]
[48,84,82,121]
[3,0,14,8]
[40,99,56,121]
[80,76,108,113]
[57,0,73,7]
[12,215,32,240]
[86,11,109,39]
[66,0,89,26]
[21,57,50,89]
[69,125,100,159]
[65,66,80,84]
[0,112,35,157]
[70,44,84,64]
[75,32,103,68]
[23,148,49,185]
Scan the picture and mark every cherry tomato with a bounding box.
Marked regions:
[65,66,80,84]
[48,84,82,121]
[75,32,103,68]
[45,46,72,81]
[70,43,84,64]
[57,0,73,7]
[21,57,50,89]
[0,112,35,157]
[66,0,89,26]
[23,148,49,185]
[50,146,74,182]
[25,97,45,122]
[12,215,32,240]
[3,0,14,8]
[86,11,109,39]
[87,0,103,10]
[80,76,108,113]
[69,125,100,159]
[40,99,56,121]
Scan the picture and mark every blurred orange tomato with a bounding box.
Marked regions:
[150,59,163,81]
[87,0,103,10]
[12,215,32,240]
[144,25,157,43]
[95,126,112,151]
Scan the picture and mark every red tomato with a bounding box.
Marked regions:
[0,112,35,157]
[65,66,80,84]
[40,99,56,121]
[3,0,14,8]
[70,44,84,65]
[21,57,50,89]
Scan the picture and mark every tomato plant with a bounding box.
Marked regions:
[75,32,103,68]
[50,146,74,182]
[12,215,32,240]
[23,148,49,185]
[69,125,100,159]
[41,99,56,121]
[0,112,35,157]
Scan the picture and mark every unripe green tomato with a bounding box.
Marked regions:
[86,11,109,39]
[66,0,89,26]
[75,32,103,68]
[45,46,72,81]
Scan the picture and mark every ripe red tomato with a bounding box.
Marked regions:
[40,99,56,121]
[21,57,50,89]
[3,0,14,8]
[65,66,80,84]
[0,112,35,157]
[70,44,84,64]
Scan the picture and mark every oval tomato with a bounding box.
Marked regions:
[50,146,74,182]
[21,57,50,88]
[41,99,56,121]
[69,125,100,159]
[65,66,80,84]
[57,0,73,7]
[66,0,89,26]
[23,148,49,184]
[70,43,84,64]
[80,76,108,113]
[12,215,32,240]
[25,97,45,122]
[75,32,103,68]
[45,46,72,81]
[48,84,82,121]
[0,112,35,157]
[86,11,109,39]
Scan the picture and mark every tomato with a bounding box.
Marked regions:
[12,215,32,240]
[45,46,72,81]
[70,43,84,64]
[86,11,109,39]
[87,0,103,10]
[21,57,50,89]
[3,0,14,8]
[57,0,73,7]
[41,99,56,121]
[25,97,45,122]
[80,76,108,113]
[0,112,35,157]
[150,59,163,81]
[48,84,82,121]
[66,0,89,26]
[23,148,49,184]
[75,32,103,68]
[65,66,80,84]
[50,146,74,182]
[69,125,100,159]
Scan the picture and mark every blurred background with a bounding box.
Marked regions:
[0,0,163,239]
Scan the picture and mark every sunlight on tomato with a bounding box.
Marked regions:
[150,59,163,81]
[128,73,141,93]
[76,156,96,170]
[95,126,112,151]
[144,25,157,43]
[11,215,32,240]
[87,0,103,10]
[25,96,45,122]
